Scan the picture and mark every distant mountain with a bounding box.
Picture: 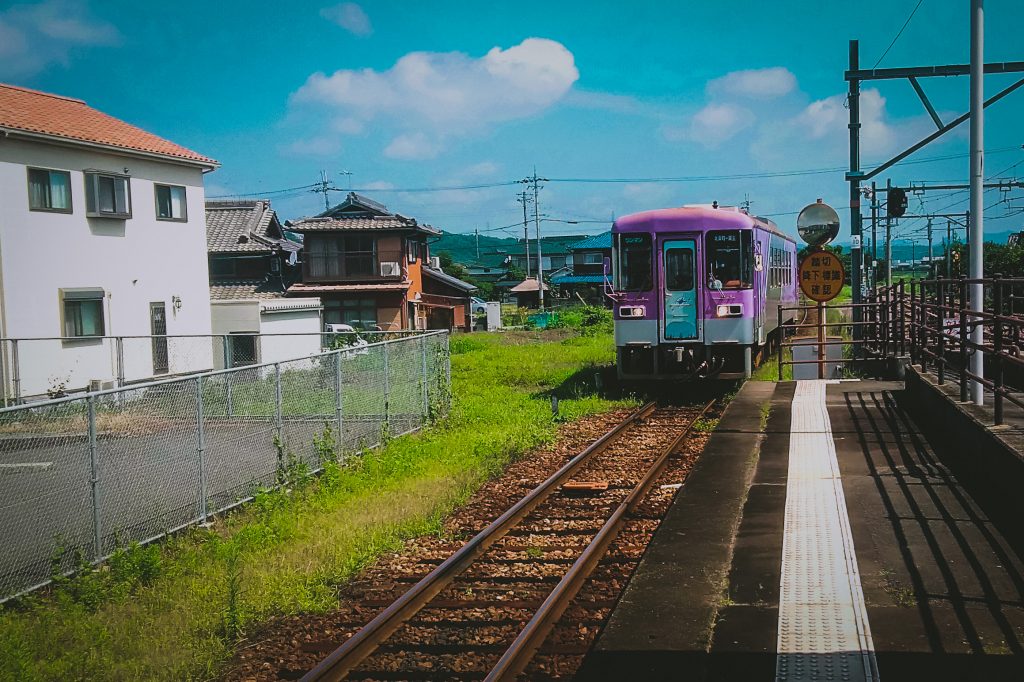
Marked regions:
[431,231,520,268]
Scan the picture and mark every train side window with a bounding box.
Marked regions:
[707,230,752,289]
[665,248,694,291]
[617,233,653,291]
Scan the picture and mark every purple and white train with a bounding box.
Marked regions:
[609,205,798,380]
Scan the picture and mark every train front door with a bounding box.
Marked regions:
[662,239,699,340]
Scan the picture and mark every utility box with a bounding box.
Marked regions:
[486,302,503,331]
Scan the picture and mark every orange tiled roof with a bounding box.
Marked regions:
[0,83,217,166]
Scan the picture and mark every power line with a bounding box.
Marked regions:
[873,0,925,69]
[209,146,1020,200]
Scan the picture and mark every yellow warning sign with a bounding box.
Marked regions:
[798,250,845,303]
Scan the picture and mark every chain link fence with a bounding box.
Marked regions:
[0,331,450,602]
[0,330,428,404]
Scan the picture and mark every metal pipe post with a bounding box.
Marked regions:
[817,302,825,379]
[87,395,102,560]
[196,376,208,524]
[274,363,283,442]
[222,336,233,418]
[885,179,893,286]
[969,0,985,404]
[115,337,125,388]
[334,351,344,457]
[777,304,783,381]
[382,341,391,424]
[937,279,946,384]
[420,335,429,421]
[11,339,20,404]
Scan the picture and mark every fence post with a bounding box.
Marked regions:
[11,339,20,404]
[881,286,889,358]
[777,304,783,381]
[222,336,233,418]
[959,280,969,402]
[334,351,344,456]
[382,341,391,425]
[993,274,1004,426]
[115,337,125,388]
[899,279,906,356]
[936,279,945,384]
[87,395,102,561]
[195,376,208,524]
[274,363,283,442]
[909,280,917,364]
[420,334,430,422]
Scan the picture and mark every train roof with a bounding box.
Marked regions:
[613,206,795,243]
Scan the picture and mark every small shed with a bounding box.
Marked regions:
[509,278,549,308]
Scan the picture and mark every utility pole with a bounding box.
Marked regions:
[516,191,531,278]
[520,171,549,309]
[475,228,480,261]
[885,179,893,286]
[870,181,878,289]
[969,0,985,404]
[312,170,334,212]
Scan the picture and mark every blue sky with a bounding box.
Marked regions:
[3,0,1023,245]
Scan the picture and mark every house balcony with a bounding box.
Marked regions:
[303,250,406,283]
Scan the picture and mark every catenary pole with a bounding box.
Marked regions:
[517,191,531,278]
[848,40,863,346]
[969,0,985,404]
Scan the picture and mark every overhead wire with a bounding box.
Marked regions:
[872,0,925,69]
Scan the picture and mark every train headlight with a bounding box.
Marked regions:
[716,304,743,317]
[619,305,646,318]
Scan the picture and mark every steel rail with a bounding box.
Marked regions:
[485,399,717,681]
[301,400,658,682]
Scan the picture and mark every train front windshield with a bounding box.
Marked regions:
[706,230,753,289]
[617,233,653,291]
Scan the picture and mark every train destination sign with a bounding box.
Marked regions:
[798,249,845,303]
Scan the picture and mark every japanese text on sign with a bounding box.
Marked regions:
[798,250,845,302]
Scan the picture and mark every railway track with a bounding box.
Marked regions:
[287,400,714,682]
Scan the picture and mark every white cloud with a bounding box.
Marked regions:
[750,88,941,170]
[664,102,754,148]
[290,38,579,159]
[708,67,796,99]
[320,3,372,37]
[281,134,342,157]
[0,1,119,78]
[384,132,442,160]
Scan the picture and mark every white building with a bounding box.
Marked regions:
[0,83,219,399]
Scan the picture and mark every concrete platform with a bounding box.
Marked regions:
[581,380,1024,681]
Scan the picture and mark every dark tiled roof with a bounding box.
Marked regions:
[286,215,440,235]
[210,279,287,300]
[206,200,300,253]
[287,282,410,294]
[0,83,217,166]
[422,266,477,292]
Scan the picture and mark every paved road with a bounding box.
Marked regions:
[0,412,423,599]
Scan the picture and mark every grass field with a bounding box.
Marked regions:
[0,330,631,681]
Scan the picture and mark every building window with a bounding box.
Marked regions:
[27,168,72,212]
[61,289,105,337]
[407,239,418,263]
[583,252,603,264]
[155,184,187,221]
[85,171,131,218]
[324,298,378,330]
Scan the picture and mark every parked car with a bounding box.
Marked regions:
[470,297,487,315]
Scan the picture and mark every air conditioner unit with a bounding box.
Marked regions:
[429,256,441,270]
[380,261,401,277]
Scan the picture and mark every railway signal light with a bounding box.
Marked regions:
[887,187,908,218]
